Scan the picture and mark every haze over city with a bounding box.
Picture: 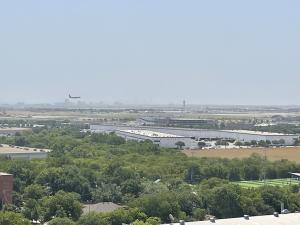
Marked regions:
[1,0,300,105]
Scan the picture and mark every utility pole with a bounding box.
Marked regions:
[190,167,194,183]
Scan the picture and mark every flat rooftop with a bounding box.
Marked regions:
[289,172,300,177]
[120,130,185,138]
[0,144,51,154]
[222,130,297,136]
[165,213,300,225]
[83,202,123,215]
[0,172,12,176]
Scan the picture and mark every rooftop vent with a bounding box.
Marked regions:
[274,212,279,217]
[244,215,250,220]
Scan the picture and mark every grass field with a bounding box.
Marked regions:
[233,179,300,188]
[183,147,300,163]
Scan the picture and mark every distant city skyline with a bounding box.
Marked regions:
[1,1,300,105]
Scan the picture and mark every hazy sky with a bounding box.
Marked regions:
[0,1,300,105]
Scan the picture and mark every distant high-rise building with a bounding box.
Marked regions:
[0,172,13,205]
[183,100,186,112]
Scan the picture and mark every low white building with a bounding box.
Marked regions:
[216,130,298,145]
[0,144,50,160]
[164,213,300,225]
[116,130,198,149]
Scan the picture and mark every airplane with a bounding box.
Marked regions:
[69,94,81,99]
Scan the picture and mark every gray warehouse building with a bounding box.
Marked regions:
[90,125,299,146]
[116,130,198,149]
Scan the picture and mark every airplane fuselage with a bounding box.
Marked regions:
[69,94,81,99]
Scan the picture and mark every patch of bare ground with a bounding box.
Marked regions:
[183,147,300,163]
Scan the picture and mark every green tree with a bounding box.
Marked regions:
[243,164,260,180]
[36,166,92,201]
[14,136,28,146]
[234,141,243,147]
[121,179,143,196]
[250,140,257,146]
[131,192,181,222]
[215,140,229,146]
[12,192,23,209]
[258,140,268,147]
[197,142,206,149]
[228,167,241,181]
[48,217,76,225]
[145,217,161,225]
[23,184,48,200]
[132,220,148,225]
[107,208,147,225]
[177,191,203,216]
[206,184,243,219]
[77,213,110,225]
[185,163,203,183]
[192,208,206,221]
[260,186,285,212]
[0,211,31,225]
[175,141,185,149]
[41,191,82,222]
[22,199,42,223]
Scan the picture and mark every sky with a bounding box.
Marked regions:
[0,0,300,105]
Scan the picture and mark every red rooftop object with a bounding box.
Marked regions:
[0,172,13,205]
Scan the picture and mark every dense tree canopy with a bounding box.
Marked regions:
[48,217,76,225]
[1,127,300,224]
[0,211,31,225]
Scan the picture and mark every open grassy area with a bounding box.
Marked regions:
[233,179,300,188]
[183,147,300,163]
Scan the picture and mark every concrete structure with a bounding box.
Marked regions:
[0,144,50,160]
[163,213,300,225]
[83,202,123,215]
[116,130,198,149]
[90,125,299,146]
[0,172,13,205]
